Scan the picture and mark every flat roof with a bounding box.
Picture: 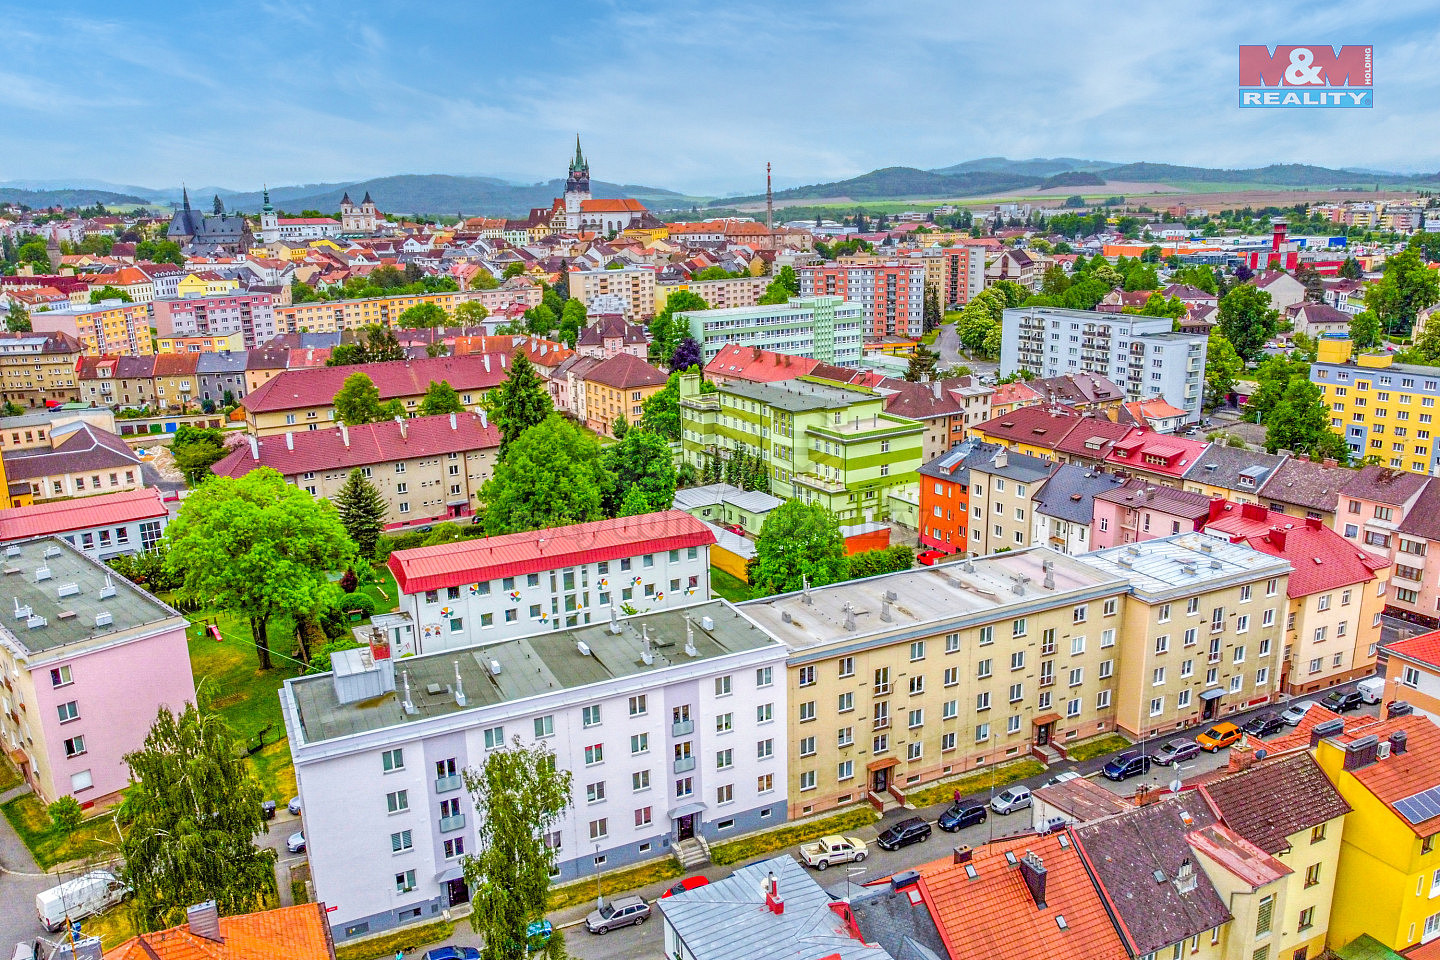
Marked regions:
[722,378,878,413]
[738,547,1128,653]
[288,600,777,744]
[0,536,183,655]
[1075,533,1291,600]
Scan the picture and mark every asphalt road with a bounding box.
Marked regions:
[933,323,998,378]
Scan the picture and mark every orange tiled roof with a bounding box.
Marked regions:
[1386,629,1440,671]
[104,904,332,960]
[581,198,647,213]
[1335,714,1440,836]
[918,832,1129,960]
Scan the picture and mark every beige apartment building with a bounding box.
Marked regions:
[653,274,770,314]
[1075,535,1292,739]
[0,332,84,408]
[570,265,657,321]
[738,548,1133,819]
[272,292,463,335]
[965,446,1054,555]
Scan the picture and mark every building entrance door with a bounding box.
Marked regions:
[677,814,695,841]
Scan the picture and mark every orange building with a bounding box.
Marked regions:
[918,441,973,554]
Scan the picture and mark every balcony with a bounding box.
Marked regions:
[435,774,463,794]
[673,755,696,774]
[795,473,847,495]
[672,719,694,737]
[439,814,466,834]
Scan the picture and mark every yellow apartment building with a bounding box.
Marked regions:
[28,301,154,357]
[1312,334,1440,477]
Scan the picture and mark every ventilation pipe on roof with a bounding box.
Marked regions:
[802,574,813,606]
[340,424,349,448]
[450,412,457,430]
[684,619,698,657]
[454,661,467,706]
[285,432,293,451]
[248,434,259,459]
[397,416,407,440]
[641,625,654,665]
[608,602,621,635]
[401,670,417,715]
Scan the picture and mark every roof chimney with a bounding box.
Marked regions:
[1342,734,1380,771]
[1390,729,1408,755]
[993,448,1008,468]
[285,431,293,450]
[1019,852,1048,909]
[1309,717,1345,748]
[248,434,259,459]
[450,411,457,430]
[186,901,223,942]
[340,423,349,448]
[764,870,784,914]
[1267,526,1287,552]
[397,415,407,440]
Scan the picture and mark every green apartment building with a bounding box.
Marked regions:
[678,295,864,366]
[679,373,923,522]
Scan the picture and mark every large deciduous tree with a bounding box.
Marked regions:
[170,424,230,484]
[335,467,387,558]
[749,499,848,597]
[479,415,606,535]
[1216,285,1280,364]
[601,429,677,517]
[334,371,405,425]
[164,469,354,669]
[486,350,553,457]
[462,738,571,960]
[1365,248,1440,337]
[397,302,449,328]
[648,290,708,365]
[1265,378,1349,463]
[1204,334,1243,412]
[120,703,276,931]
[419,378,465,415]
[640,373,681,442]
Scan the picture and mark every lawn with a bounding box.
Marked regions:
[904,758,1046,808]
[711,807,879,866]
[0,756,23,792]
[357,564,399,614]
[1064,732,1133,763]
[548,859,682,912]
[709,566,755,603]
[1,793,124,869]
[81,905,137,950]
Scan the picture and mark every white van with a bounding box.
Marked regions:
[1357,677,1386,704]
[35,870,128,932]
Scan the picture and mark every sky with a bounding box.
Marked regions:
[1,0,1437,196]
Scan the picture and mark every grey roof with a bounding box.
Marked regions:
[1399,480,1440,542]
[967,445,1054,485]
[1075,532,1292,602]
[1181,445,1288,493]
[1199,752,1350,856]
[1031,463,1126,524]
[196,351,249,374]
[850,880,947,960]
[3,424,142,482]
[657,855,894,960]
[916,438,985,483]
[1256,457,1352,513]
[1337,464,1431,506]
[1072,796,1231,956]
[723,378,876,413]
[671,483,783,516]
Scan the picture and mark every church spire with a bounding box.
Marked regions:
[182,184,191,212]
[262,185,273,215]
[570,135,587,175]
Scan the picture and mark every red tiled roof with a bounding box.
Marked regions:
[975,405,1084,450]
[1203,501,1388,597]
[583,353,668,390]
[212,413,499,480]
[1386,629,1440,671]
[388,510,715,594]
[580,198,647,213]
[990,381,1043,407]
[0,488,166,540]
[1104,431,1207,477]
[152,352,200,376]
[103,903,332,960]
[704,344,820,383]
[918,832,1129,960]
[242,355,510,413]
[1335,715,1440,837]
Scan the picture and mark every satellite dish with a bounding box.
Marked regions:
[1169,778,1182,794]
[1255,748,1267,760]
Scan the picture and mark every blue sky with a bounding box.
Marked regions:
[1,0,1437,195]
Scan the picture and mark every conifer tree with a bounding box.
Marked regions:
[335,468,387,558]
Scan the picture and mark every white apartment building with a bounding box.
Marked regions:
[678,295,865,366]
[1001,306,1207,421]
[386,511,716,656]
[282,600,790,940]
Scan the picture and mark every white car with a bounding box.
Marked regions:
[990,786,1033,815]
[1279,701,1317,726]
[1045,771,1081,786]
[287,831,306,854]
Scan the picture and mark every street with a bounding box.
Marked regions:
[933,323,997,378]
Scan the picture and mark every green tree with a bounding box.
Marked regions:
[486,350,553,457]
[558,298,587,348]
[454,300,490,326]
[170,424,229,484]
[1338,257,1363,280]
[1266,378,1348,462]
[847,545,915,579]
[601,429,677,516]
[1128,293,1186,320]
[47,796,82,831]
[480,415,606,534]
[922,283,942,333]
[503,262,525,280]
[334,468,387,558]
[1244,353,1310,424]
[471,271,501,290]
[640,373,682,442]
[16,239,50,272]
[1365,248,1440,337]
[462,738,572,960]
[1349,309,1382,353]
[419,379,465,415]
[905,343,940,382]
[648,290,708,365]
[1204,334,1243,411]
[1169,265,1219,294]
[164,469,354,669]
[6,303,30,333]
[328,325,405,366]
[749,499,848,597]
[120,702,276,931]
[135,239,184,265]
[523,304,556,336]
[334,371,404,425]
[616,484,651,517]
[611,414,629,439]
[398,302,449,328]
[1216,285,1280,363]
[89,285,133,303]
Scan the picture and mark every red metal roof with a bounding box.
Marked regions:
[388,510,715,594]
[0,487,167,540]
[1386,629,1440,671]
[241,354,511,413]
[1203,501,1389,597]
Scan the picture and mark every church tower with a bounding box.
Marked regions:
[259,186,280,244]
[564,135,590,231]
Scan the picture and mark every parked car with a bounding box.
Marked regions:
[287,796,302,815]
[937,802,988,832]
[917,549,947,566]
[991,786,1032,815]
[722,523,746,536]
[1102,751,1152,781]
[526,921,552,948]
[661,876,711,898]
[1280,701,1317,726]
[1357,677,1386,703]
[585,895,651,934]
[1321,690,1364,714]
[422,948,481,960]
[1196,722,1243,752]
[877,817,932,851]
[35,870,129,933]
[1242,712,1284,738]
[799,835,868,870]
[287,831,306,854]
[1045,771,1081,786]
[1153,739,1202,767]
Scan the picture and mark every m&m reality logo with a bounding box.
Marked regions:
[1238,45,1372,108]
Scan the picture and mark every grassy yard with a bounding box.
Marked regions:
[709,566,756,603]
[548,859,682,912]
[80,905,138,950]
[334,919,455,960]
[357,564,399,614]
[711,807,879,866]
[1064,732,1132,763]
[0,756,22,792]
[1,793,123,869]
[904,758,1046,808]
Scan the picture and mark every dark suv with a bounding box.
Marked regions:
[1102,751,1152,781]
[937,802,988,832]
[1242,712,1284,738]
[877,816,932,851]
[1322,690,1364,713]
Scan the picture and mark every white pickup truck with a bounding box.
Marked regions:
[799,835,869,870]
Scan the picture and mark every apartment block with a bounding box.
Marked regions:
[1331,464,1431,559]
[152,292,279,349]
[387,511,715,656]
[653,274,770,314]
[678,373,923,524]
[678,296,864,366]
[1312,334,1440,476]
[1001,306,1206,420]
[581,353,669,437]
[798,262,925,338]
[0,331,84,408]
[29,299,154,357]
[964,445,1054,555]
[1385,481,1440,627]
[737,548,1134,817]
[906,244,985,308]
[272,292,463,336]
[1074,534,1291,739]
[571,265,658,321]
[282,601,787,938]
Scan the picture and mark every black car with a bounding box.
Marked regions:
[936,802,988,832]
[1322,690,1364,713]
[1242,712,1284,738]
[1102,751,1152,781]
[876,816,932,851]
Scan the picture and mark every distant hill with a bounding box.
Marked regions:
[1039,171,1107,189]
[1098,161,1440,187]
[713,167,1038,206]
[0,186,153,209]
[928,157,1120,177]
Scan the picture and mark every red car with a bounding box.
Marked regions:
[917,549,947,566]
[722,523,746,536]
[661,876,710,898]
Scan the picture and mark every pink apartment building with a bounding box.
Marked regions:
[1090,480,1212,549]
[0,537,194,807]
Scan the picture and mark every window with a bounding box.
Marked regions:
[1103,598,1117,617]
[584,744,604,765]
[908,742,923,761]
[909,708,924,728]
[534,715,554,738]
[1255,895,1274,936]
[839,656,855,678]
[50,665,72,687]
[799,701,816,722]
[757,703,774,723]
[391,829,414,853]
[56,701,78,723]
[944,667,959,686]
[64,735,86,758]
[715,712,732,733]
[716,783,733,805]
[583,704,602,727]
[589,818,608,840]
[1097,690,1112,709]
[838,726,854,747]
[979,625,994,645]
[799,770,816,791]
[757,666,774,687]
[910,640,926,661]
[1405,666,1423,688]
[1100,659,1114,679]
[1311,823,1327,843]
[634,806,652,828]
[1073,604,1088,624]
[483,726,505,750]
[386,789,409,813]
[799,736,815,758]
[838,760,854,780]
[1153,667,1166,686]
[975,723,990,742]
[977,659,992,679]
[1158,603,1171,623]
[715,676,732,697]
[395,869,417,893]
[1069,667,1083,687]
[798,665,816,687]
[1298,906,1315,932]
[1102,628,1116,648]
[1155,634,1169,654]
[1067,698,1081,718]
[1071,635,1086,656]
[1012,618,1027,638]
[1305,863,1321,888]
[1010,650,1026,671]
[675,777,693,797]
[632,770,651,792]
[1177,689,1190,709]
[586,780,606,804]
[945,632,960,653]
[757,738,774,759]
[628,694,647,716]
[941,731,957,751]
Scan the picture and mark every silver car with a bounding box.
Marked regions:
[585,895,650,934]
[1280,701,1317,726]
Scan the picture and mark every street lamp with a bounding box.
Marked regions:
[594,842,603,910]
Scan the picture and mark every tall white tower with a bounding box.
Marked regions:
[258,186,279,244]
